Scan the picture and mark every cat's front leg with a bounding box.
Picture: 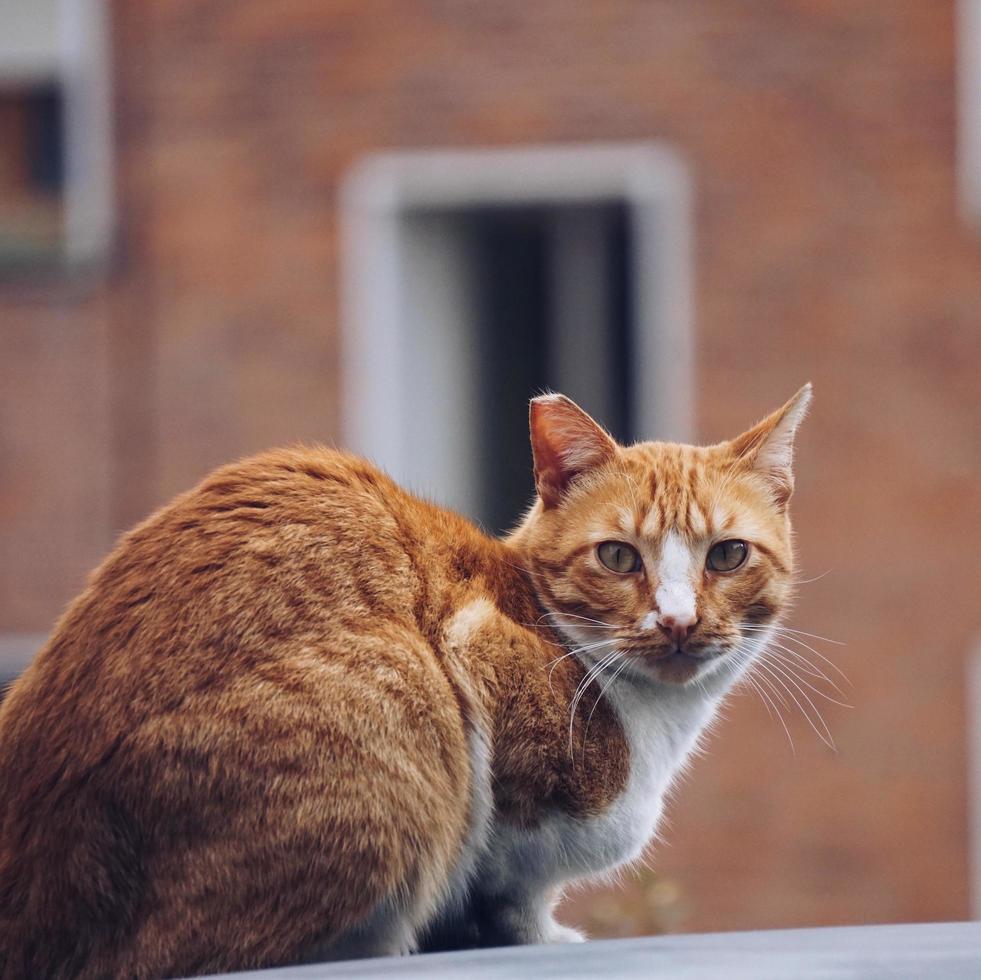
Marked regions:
[545,920,587,944]
[471,887,585,947]
[422,886,584,952]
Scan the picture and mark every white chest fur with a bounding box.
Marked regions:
[438,600,766,941]
[480,673,726,898]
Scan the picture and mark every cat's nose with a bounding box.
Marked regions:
[657,613,697,647]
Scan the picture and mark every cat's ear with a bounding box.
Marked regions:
[728,384,812,507]
[529,394,617,509]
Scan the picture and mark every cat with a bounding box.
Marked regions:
[0,385,811,978]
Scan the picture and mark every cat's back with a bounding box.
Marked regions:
[0,446,479,977]
[1,447,425,731]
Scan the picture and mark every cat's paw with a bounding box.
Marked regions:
[546,922,586,944]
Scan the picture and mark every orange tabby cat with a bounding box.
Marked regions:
[0,386,810,978]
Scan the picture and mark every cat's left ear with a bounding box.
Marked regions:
[529,394,617,508]
[728,384,813,507]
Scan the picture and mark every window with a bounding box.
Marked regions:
[0,0,112,274]
[341,144,692,533]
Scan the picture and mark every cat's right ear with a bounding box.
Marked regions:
[727,383,812,508]
[529,394,617,509]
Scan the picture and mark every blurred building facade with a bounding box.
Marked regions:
[2,0,980,936]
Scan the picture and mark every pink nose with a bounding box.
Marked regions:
[657,613,697,647]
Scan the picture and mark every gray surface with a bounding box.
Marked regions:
[214,922,981,979]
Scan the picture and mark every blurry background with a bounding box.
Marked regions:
[2,0,980,939]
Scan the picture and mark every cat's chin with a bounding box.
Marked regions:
[646,651,708,685]
[623,649,731,688]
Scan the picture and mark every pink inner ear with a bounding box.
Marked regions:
[530,396,616,507]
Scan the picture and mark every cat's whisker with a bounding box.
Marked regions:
[752,658,831,748]
[540,624,620,633]
[772,637,850,686]
[770,625,845,648]
[752,657,837,750]
[766,649,846,699]
[568,649,622,759]
[746,631,844,685]
[740,672,774,718]
[572,638,623,655]
[792,568,834,586]
[741,671,796,754]
[743,622,845,648]
[747,662,792,710]
[764,643,850,700]
[541,611,618,629]
[569,650,618,728]
[546,637,617,671]
[545,650,582,693]
[769,663,839,751]
[584,655,632,744]
[544,637,615,664]
[764,651,851,708]
[546,637,619,693]
[567,651,614,722]
[741,624,849,682]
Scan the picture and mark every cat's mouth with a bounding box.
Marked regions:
[569,629,733,688]
[650,650,709,684]
[622,644,725,685]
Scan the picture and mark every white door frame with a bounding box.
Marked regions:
[339,142,694,500]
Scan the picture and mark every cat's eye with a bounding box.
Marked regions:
[706,539,749,573]
[597,541,642,574]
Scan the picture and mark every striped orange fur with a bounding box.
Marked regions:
[0,387,810,977]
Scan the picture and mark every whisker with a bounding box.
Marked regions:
[741,673,774,717]
[764,650,852,707]
[753,658,836,750]
[741,625,849,682]
[793,568,834,586]
[743,623,845,647]
[584,655,632,742]
[542,611,618,629]
[544,637,615,665]
[749,664,791,710]
[752,658,832,747]
[568,649,622,759]
[545,649,582,693]
[764,643,850,699]
[764,642,834,681]
[771,625,845,648]
[742,670,795,753]
[546,638,616,693]
[767,658,840,748]
[540,623,620,632]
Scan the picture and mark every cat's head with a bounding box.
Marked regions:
[509,386,811,687]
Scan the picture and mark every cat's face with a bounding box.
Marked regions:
[511,387,811,687]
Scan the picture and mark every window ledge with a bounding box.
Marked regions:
[214,921,981,978]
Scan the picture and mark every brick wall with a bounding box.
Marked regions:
[1,0,979,934]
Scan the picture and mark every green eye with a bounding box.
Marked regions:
[597,541,642,574]
[706,540,749,573]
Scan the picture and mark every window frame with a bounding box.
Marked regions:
[339,143,694,513]
[0,0,113,271]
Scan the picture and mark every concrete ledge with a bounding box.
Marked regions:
[213,922,981,979]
